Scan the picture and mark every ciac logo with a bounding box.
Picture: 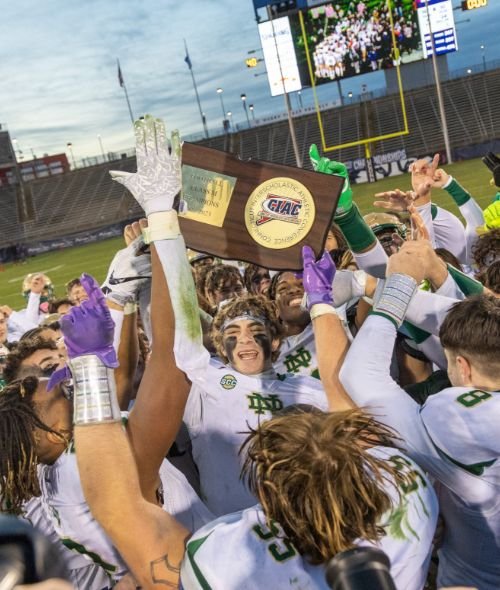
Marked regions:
[256,195,302,226]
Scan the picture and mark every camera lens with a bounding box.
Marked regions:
[325,547,396,590]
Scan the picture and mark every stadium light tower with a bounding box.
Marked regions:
[297,90,303,110]
[97,134,106,162]
[216,88,227,120]
[480,45,486,72]
[424,0,452,164]
[249,104,256,123]
[67,142,76,169]
[226,111,233,131]
[240,94,251,128]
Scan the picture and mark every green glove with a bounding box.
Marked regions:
[309,144,353,218]
[483,200,500,230]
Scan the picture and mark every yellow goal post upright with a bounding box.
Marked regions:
[298,0,410,160]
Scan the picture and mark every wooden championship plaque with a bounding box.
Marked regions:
[178,142,344,271]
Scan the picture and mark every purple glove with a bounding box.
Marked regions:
[48,274,118,390]
[302,245,336,309]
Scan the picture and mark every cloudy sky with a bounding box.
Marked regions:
[0,0,498,163]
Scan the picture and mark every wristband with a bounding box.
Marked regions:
[310,303,340,320]
[69,355,121,425]
[143,211,180,243]
[123,302,138,315]
[372,274,418,328]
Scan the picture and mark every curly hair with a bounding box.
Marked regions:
[211,294,283,363]
[483,260,500,294]
[204,265,244,301]
[243,264,271,295]
[0,377,65,514]
[241,408,406,565]
[472,228,500,271]
[3,337,58,384]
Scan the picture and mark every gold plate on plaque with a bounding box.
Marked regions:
[179,164,237,228]
[244,177,316,250]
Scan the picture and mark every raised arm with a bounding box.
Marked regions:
[110,115,208,381]
[302,246,353,412]
[60,275,188,589]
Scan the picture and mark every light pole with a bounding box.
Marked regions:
[216,88,227,121]
[297,90,303,110]
[348,91,353,103]
[480,45,486,72]
[249,104,256,124]
[67,142,76,169]
[226,111,233,131]
[97,134,106,162]
[240,94,250,128]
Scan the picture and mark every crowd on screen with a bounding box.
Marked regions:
[0,118,499,589]
[307,1,420,80]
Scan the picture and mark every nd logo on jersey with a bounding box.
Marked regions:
[247,393,284,415]
[220,374,237,390]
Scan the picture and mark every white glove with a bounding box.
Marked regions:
[101,236,152,307]
[109,115,181,216]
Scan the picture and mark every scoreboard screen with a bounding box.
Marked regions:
[416,0,457,58]
[289,0,424,86]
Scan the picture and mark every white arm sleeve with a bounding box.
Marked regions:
[435,272,465,300]
[459,199,484,266]
[353,241,388,279]
[109,308,124,354]
[415,334,447,370]
[26,292,41,325]
[340,314,422,446]
[414,202,436,246]
[405,290,458,336]
[331,269,367,307]
[154,237,209,378]
[431,206,467,264]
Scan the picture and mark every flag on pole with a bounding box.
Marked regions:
[117,59,124,88]
[184,39,192,70]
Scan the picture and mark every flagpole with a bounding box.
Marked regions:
[184,40,209,139]
[117,59,135,126]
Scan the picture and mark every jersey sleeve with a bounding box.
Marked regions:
[340,314,424,448]
[420,387,500,466]
[154,237,210,378]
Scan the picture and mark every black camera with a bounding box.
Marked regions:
[0,515,69,589]
[325,546,396,590]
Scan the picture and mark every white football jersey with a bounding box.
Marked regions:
[274,323,320,379]
[38,448,213,581]
[184,358,328,516]
[181,446,437,590]
[342,314,500,589]
[23,496,111,590]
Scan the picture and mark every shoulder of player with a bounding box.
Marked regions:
[422,387,499,412]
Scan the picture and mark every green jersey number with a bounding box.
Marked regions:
[456,390,492,408]
[252,521,297,562]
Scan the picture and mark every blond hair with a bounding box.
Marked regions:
[242,408,404,564]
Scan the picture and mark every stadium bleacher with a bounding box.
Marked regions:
[1,68,500,249]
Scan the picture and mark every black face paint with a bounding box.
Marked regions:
[223,336,237,364]
[254,332,272,361]
[222,329,272,366]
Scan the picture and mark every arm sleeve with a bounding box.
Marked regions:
[445,178,484,266]
[331,270,367,307]
[414,334,447,371]
[353,242,388,279]
[153,236,209,378]
[434,271,465,300]
[405,290,458,336]
[109,308,125,354]
[25,292,41,325]
[430,205,467,264]
[414,202,436,246]
[339,314,423,445]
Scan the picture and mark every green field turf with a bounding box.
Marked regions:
[0,157,496,310]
